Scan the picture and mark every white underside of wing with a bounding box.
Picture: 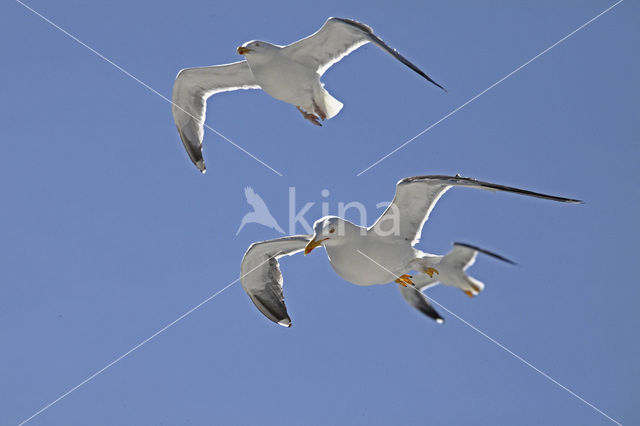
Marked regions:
[370,178,452,246]
[240,235,312,327]
[316,39,369,76]
[282,17,446,91]
[282,18,372,76]
[172,61,259,172]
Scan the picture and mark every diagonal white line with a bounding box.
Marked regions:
[356,0,624,176]
[415,290,622,425]
[15,0,283,177]
[18,282,236,426]
[356,249,622,425]
[16,256,270,426]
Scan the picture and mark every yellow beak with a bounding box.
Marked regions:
[304,237,328,255]
[237,46,252,55]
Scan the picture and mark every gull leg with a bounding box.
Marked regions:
[463,281,482,298]
[296,106,322,127]
[313,101,327,121]
[394,274,414,287]
[424,267,439,278]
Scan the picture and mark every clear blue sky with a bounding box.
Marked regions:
[2,1,638,425]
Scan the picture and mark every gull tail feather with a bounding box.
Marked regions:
[451,274,485,297]
[321,89,343,119]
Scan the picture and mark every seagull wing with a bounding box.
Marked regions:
[240,235,312,327]
[172,61,259,173]
[398,281,444,323]
[371,175,581,246]
[282,17,445,90]
[450,242,516,269]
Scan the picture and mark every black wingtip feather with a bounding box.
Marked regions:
[400,175,582,204]
[333,17,447,92]
[454,242,517,265]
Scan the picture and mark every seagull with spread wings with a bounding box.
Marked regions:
[172,17,445,172]
[240,175,581,327]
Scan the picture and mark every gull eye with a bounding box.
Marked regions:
[255,42,260,47]
[329,228,335,234]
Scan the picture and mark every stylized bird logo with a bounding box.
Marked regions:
[236,187,285,236]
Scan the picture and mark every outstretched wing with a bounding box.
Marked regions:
[282,17,445,90]
[371,175,582,246]
[240,235,312,327]
[172,61,259,173]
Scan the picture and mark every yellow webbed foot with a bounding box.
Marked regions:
[424,267,439,278]
[313,101,327,121]
[395,274,414,287]
[296,106,322,126]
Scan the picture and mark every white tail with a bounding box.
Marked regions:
[321,89,343,119]
[448,272,485,296]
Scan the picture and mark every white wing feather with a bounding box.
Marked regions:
[282,17,445,90]
[172,61,259,172]
[283,18,370,76]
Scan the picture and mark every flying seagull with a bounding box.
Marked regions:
[172,17,446,172]
[240,175,581,327]
[236,186,285,235]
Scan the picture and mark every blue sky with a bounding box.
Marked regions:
[1,1,638,424]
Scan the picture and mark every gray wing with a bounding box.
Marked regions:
[172,61,259,173]
[240,235,312,327]
[282,17,445,90]
[398,282,444,324]
[371,175,582,246]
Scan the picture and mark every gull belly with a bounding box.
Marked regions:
[325,236,415,286]
[248,53,320,111]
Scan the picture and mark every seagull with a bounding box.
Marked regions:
[236,186,285,236]
[172,17,446,172]
[240,175,581,327]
